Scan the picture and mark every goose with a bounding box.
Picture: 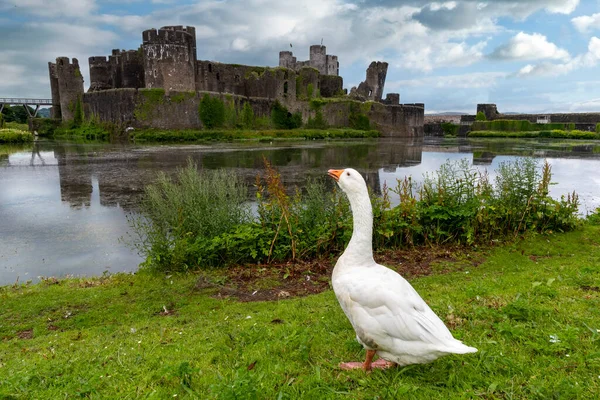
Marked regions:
[327,168,477,371]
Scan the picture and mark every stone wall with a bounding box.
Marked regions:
[473,103,600,126]
[319,75,343,98]
[84,89,424,136]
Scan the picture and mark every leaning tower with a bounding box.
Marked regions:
[141,26,197,93]
[48,57,84,121]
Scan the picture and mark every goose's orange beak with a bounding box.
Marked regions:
[328,169,344,181]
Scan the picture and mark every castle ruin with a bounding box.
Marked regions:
[48,25,423,137]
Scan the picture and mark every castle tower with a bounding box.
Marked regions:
[279,51,297,69]
[49,57,84,121]
[354,61,388,102]
[142,26,196,93]
[309,45,327,74]
[48,62,61,118]
[114,50,145,88]
[88,56,113,92]
[326,55,339,76]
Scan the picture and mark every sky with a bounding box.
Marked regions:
[1,0,600,114]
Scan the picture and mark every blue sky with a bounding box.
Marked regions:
[1,0,600,114]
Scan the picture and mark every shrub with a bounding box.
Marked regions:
[440,122,459,136]
[349,103,370,130]
[0,128,34,143]
[129,160,251,271]
[475,111,487,121]
[130,156,580,271]
[241,102,255,129]
[199,94,225,129]
[271,101,302,129]
[306,110,328,129]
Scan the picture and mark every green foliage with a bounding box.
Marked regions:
[130,157,580,270]
[129,160,251,271]
[470,129,599,139]
[475,111,487,121]
[0,112,4,128]
[307,83,314,100]
[349,103,371,130]
[169,91,195,103]
[306,110,328,129]
[472,119,576,132]
[71,96,84,127]
[199,94,226,129]
[31,118,61,137]
[241,102,255,129]
[270,101,302,129]
[595,123,600,133]
[440,122,459,136]
[1,105,33,124]
[223,96,238,129]
[0,128,34,143]
[134,88,165,122]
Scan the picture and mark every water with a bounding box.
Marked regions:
[1,137,600,285]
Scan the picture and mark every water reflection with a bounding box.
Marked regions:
[1,137,600,285]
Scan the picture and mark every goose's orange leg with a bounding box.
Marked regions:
[339,350,396,371]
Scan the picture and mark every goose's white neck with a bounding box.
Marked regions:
[340,187,375,267]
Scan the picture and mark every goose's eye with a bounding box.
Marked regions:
[346,172,350,176]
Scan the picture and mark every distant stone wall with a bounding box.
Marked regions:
[84,89,274,129]
[84,89,423,136]
[472,103,600,127]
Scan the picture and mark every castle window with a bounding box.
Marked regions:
[208,63,212,73]
[216,72,220,81]
[235,74,240,82]
[368,90,372,97]
[284,81,288,94]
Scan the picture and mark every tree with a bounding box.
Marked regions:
[475,111,487,121]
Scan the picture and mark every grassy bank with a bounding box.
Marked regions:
[131,128,380,143]
[0,128,34,143]
[469,130,600,139]
[1,224,599,398]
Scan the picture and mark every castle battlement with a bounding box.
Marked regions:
[142,27,195,45]
[89,56,109,64]
[279,45,339,76]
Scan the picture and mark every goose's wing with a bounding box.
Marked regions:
[337,264,456,347]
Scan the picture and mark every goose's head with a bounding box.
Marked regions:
[328,168,368,197]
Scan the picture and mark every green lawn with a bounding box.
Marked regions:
[1,225,599,399]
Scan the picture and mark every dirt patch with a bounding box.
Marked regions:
[17,329,33,340]
[194,245,484,302]
[581,285,600,292]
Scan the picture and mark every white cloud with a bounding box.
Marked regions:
[490,32,570,61]
[231,38,250,51]
[389,71,507,90]
[516,36,600,77]
[434,40,487,67]
[2,0,97,18]
[545,0,579,15]
[572,13,600,33]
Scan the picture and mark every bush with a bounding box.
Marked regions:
[129,160,251,271]
[130,158,580,270]
[241,102,255,129]
[475,111,487,121]
[306,110,328,129]
[0,128,34,143]
[199,94,225,129]
[440,122,459,136]
[271,101,302,129]
[349,103,370,130]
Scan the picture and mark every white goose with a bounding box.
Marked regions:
[328,168,477,371]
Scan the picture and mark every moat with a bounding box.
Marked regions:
[2,137,600,286]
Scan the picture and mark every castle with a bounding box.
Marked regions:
[48,25,424,136]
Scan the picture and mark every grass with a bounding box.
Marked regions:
[0,128,34,143]
[131,128,380,143]
[469,130,600,140]
[2,224,600,398]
